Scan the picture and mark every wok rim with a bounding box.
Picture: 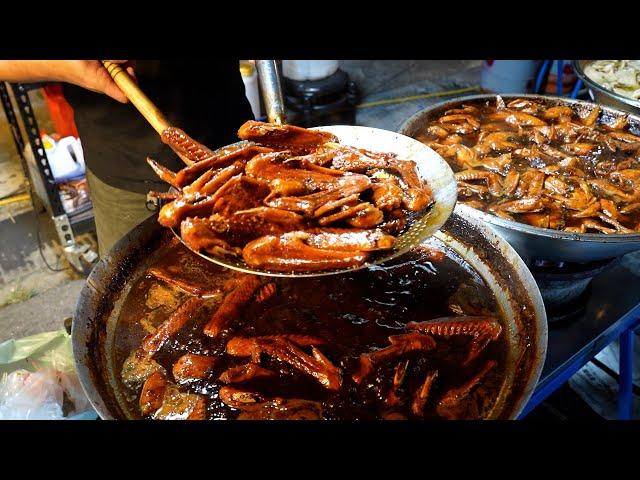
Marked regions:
[434,211,547,419]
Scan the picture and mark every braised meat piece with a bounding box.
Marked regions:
[140,371,168,416]
[218,363,275,384]
[147,267,222,297]
[142,297,204,354]
[172,354,217,382]
[242,232,370,272]
[238,120,337,148]
[407,316,502,364]
[203,275,262,338]
[225,336,341,391]
[352,332,436,384]
[411,370,439,417]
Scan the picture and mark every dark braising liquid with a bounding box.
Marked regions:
[415,99,640,232]
[114,239,507,420]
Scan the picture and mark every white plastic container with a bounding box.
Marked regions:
[49,136,85,181]
[480,60,541,93]
[240,61,262,119]
[282,60,339,81]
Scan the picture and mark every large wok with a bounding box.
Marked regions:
[400,93,640,263]
[72,210,547,420]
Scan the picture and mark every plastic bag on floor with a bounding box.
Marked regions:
[0,330,94,419]
[0,369,64,419]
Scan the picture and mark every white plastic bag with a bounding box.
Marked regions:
[0,369,64,420]
[57,369,92,414]
[0,330,95,420]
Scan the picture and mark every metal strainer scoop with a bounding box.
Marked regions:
[103,60,457,277]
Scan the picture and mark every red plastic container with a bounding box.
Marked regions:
[42,84,79,139]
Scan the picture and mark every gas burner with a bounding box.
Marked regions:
[543,282,593,324]
[530,258,615,274]
[528,258,620,323]
[283,69,359,128]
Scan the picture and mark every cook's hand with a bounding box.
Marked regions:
[0,60,135,103]
[56,60,135,103]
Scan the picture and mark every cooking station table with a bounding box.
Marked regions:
[519,251,640,419]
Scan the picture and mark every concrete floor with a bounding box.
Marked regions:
[341,60,483,98]
[0,279,84,339]
[342,60,483,133]
[1,210,77,307]
[0,60,636,419]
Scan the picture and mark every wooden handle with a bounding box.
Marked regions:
[102,60,170,135]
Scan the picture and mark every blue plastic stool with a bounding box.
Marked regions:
[535,60,583,99]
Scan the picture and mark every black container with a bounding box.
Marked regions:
[529,258,618,323]
[283,69,359,128]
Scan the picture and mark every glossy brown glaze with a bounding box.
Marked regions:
[414,98,640,233]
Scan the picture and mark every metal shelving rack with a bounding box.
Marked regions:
[0,81,95,272]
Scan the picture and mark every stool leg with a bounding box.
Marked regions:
[571,78,583,99]
[618,328,634,420]
[534,60,551,94]
[556,60,564,96]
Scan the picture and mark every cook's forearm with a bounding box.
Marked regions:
[0,60,129,103]
[0,60,65,83]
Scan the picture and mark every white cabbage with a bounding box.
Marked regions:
[584,60,640,101]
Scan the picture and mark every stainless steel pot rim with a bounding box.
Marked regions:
[573,60,640,110]
[400,92,640,130]
[400,92,640,244]
[456,203,640,244]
